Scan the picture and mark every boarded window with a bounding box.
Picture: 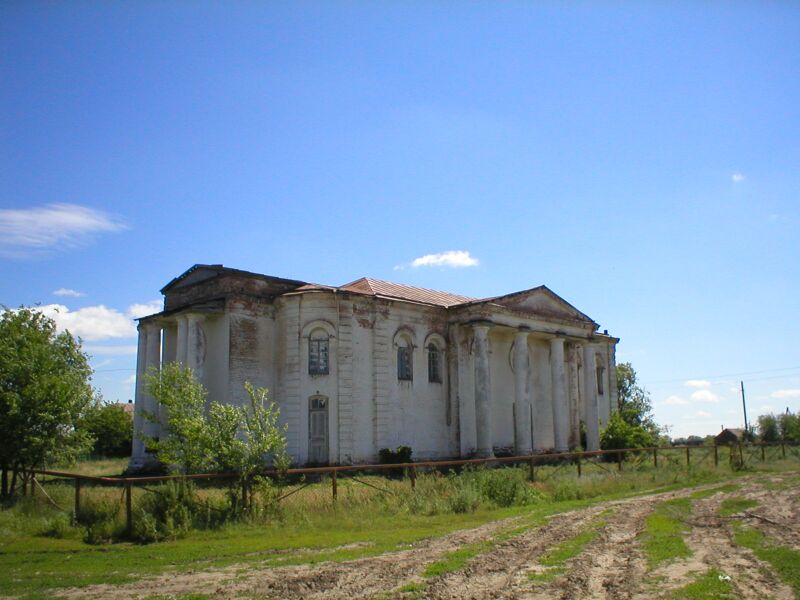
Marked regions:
[397,345,413,381]
[309,332,329,375]
[428,343,441,383]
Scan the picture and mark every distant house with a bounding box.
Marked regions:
[715,428,745,445]
[114,400,134,416]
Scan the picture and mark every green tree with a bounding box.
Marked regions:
[83,401,133,457]
[0,307,94,498]
[757,414,780,443]
[778,410,800,442]
[601,363,660,451]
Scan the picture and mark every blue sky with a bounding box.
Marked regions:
[2,2,798,438]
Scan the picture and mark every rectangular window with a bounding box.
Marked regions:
[397,346,412,381]
[309,339,329,375]
[428,346,441,383]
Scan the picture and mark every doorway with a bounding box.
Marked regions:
[308,395,329,464]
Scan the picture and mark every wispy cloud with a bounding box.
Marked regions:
[695,410,712,418]
[53,287,85,298]
[690,390,720,403]
[396,250,480,271]
[684,379,711,389]
[771,388,800,399]
[0,203,127,258]
[732,173,745,183]
[123,374,136,386]
[663,395,689,406]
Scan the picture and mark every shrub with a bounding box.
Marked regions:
[39,513,74,539]
[132,479,197,542]
[75,497,122,544]
[378,446,413,464]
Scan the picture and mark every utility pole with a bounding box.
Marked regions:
[741,381,749,435]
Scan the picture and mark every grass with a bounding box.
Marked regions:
[667,569,736,599]
[718,497,758,517]
[690,483,740,499]
[642,498,692,568]
[422,539,495,577]
[733,524,800,594]
[2,457,797,597]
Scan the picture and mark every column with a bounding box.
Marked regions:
[176,315,188,365]
[513,328,532,455]
[129,325,148,466]
[185,314,204,380]
[550,337,569,452]
[143,322,162,439]
[473,322,494,458]
[607,343,619,421]
[583,344,600,451]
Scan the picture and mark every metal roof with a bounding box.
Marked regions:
[338,277,477,307]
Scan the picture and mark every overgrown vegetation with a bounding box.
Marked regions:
[83,401,133,457]
[601,362,660,452]
[718,496,758,517]
[733,524,800,594]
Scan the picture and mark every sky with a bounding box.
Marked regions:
[1,2,798,439]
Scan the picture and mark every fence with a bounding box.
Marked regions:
[18,441,800,536]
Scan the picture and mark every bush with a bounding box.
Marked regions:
[75,497,123,544]
[133,479,197,542]
[460,466,540,508]
[39,513,74,539]
[378,446,413,464]
[601,412,657,458]
[83,403,133,457]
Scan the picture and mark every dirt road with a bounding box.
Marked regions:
[60,472,799,599]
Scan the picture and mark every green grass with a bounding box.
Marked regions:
[733,525,800,594]
[667,569,736,599]
[690,483,740,499]
[643,498,692,568]
[718,497,758,517]
[423,539,495,577]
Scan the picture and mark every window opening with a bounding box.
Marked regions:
[397,345,413,381]
[309,332,329,375]
[428,343,441,383]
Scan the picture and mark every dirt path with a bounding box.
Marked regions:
[56,473,800,599]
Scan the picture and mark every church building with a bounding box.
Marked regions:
[130,264,619,469]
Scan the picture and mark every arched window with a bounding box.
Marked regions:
[397,338,413,381]
[427,343,442,383]
[309,329,330,375]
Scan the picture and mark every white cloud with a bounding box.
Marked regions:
[123,374,136,386]
[84,344,138,355]
[732,173,745,183]
[771,389,800,399]
[695,410,712,418]
[37,304,136,341]
[691,389,720,403]
[409,250,479,269]
[0,203,126,258]
[127,300,162,319]
[685,379,711,389]
[663,395,689,406]
[53,288,85,298]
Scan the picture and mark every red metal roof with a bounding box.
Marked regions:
[338,277,477,307]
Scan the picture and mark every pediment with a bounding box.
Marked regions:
[490,286,595,324]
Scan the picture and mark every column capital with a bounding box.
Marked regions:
[470,320,493,332]
[185,312,204,324]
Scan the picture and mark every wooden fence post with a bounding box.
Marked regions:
[617,451,623,471]
[74,478,81,517]
[528,458,535,482]
[761,445,766,461]
[739,443,744,466]
[653,448,658,468]
[713,444,719,467]
[685,446,691,467]
[331,471,338,501]
[782,443,786,458]
[576,457,582,478]
[30,476,36,498]
[125,482,132,538]
[410,466,417,489]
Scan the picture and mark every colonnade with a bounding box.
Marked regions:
[470,321,608,458]
[129,314,206,467]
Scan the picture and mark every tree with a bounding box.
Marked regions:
[757,414,780,443]
[83,402,133,457]
[779,410,800,442]
[601,362,660,451]
[0,307,95,498]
